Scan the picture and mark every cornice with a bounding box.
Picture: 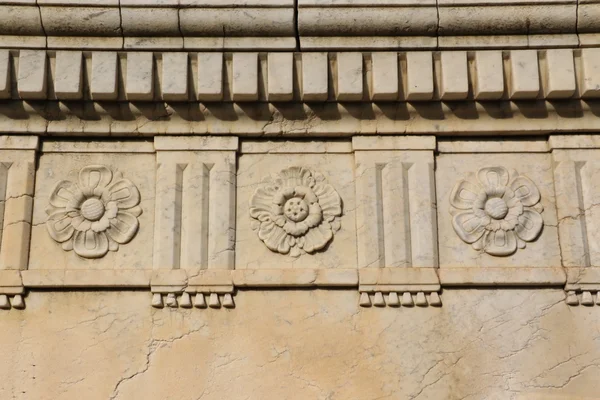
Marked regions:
[0,48,599,135]
[0,0,599,50]
[2,49,599,102]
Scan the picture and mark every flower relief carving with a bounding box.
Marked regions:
[249,166,342,257]
[46,165,143,259]
[450,166,544,256]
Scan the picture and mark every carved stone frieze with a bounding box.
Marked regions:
[450,166,544,256]
[249,166,342,257]
[45,165,143,259]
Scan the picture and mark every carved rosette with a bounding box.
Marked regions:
[249,167,342,257]
[450,166,544,256]
[46,165,142,259]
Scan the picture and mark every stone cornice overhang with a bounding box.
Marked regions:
[0,0,599,51]
[0,48,599,135]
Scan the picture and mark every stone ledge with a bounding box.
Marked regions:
[2,267,582,290]
[438,267,567,286]
[233,269,358,287]
[2,100,600,136]
[22,270,152,288]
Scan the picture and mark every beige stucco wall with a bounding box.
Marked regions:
[1,289,598,400]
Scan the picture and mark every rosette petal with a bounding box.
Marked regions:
[71,215,92,232]
[79,165,112,197]
[102,179,141,210]
[46,210,75,242]
[514,209,543,242]
[279,167,313,188]
[477,167,509,188]
[313,183,342,220]
[484,230,517,256]
[450,180,483,210]
[73,229,109,258]
[258,221,290,254]
[48,181,85,210]
[105,211,139,244]
[509,176,541,207]
[295,186,318,204]
[303,223,333,253]
[249,186,278,221]
[485,186,506,198]
[304,202,323,228]
[452,211,487,244]
[91,216,110,233]
[283,220,309,236]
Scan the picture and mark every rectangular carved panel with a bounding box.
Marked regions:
[355,150,437,269]
[154,138,237,272]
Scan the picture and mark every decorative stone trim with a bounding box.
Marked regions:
[4,135,600,311]
[1,1,598,50]
[3,102,600,136]
[2,49,600,103]
[0,1,295,50]
[358,291,442,308]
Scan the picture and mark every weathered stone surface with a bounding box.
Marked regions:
[0,289,599,399]
[1,0,600,395]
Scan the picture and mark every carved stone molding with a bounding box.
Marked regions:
[46,165,143,259]
[2,49,599,104]
[0,1,597,51]
[249,166,342,257]
[4,135,600,312]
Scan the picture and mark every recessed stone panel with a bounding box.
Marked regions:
[29,146,156,270]
[236,145,356,269]
[436,152,560,268]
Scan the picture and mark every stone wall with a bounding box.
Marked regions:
[2,1,600,398]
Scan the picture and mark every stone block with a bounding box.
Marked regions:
[474,50,504,100]
[440,51,468,100]
[406,51,433,101]
[126,52,154,101]
[54,51,83,100]
[544,49,575,99]
[91,51,118,101]
[509,50,540,99]
[197,52,223,101]
[371,52,398,101]
[267,52,294,102]
[336,52,363,101]
[0,49,9,99]
[161,52,188,101]
[301,52,328,101]
[581,48,600,98]
[232,52,258,101]
[17,50,46,100]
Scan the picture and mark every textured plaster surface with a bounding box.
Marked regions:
[0,289,599,400]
